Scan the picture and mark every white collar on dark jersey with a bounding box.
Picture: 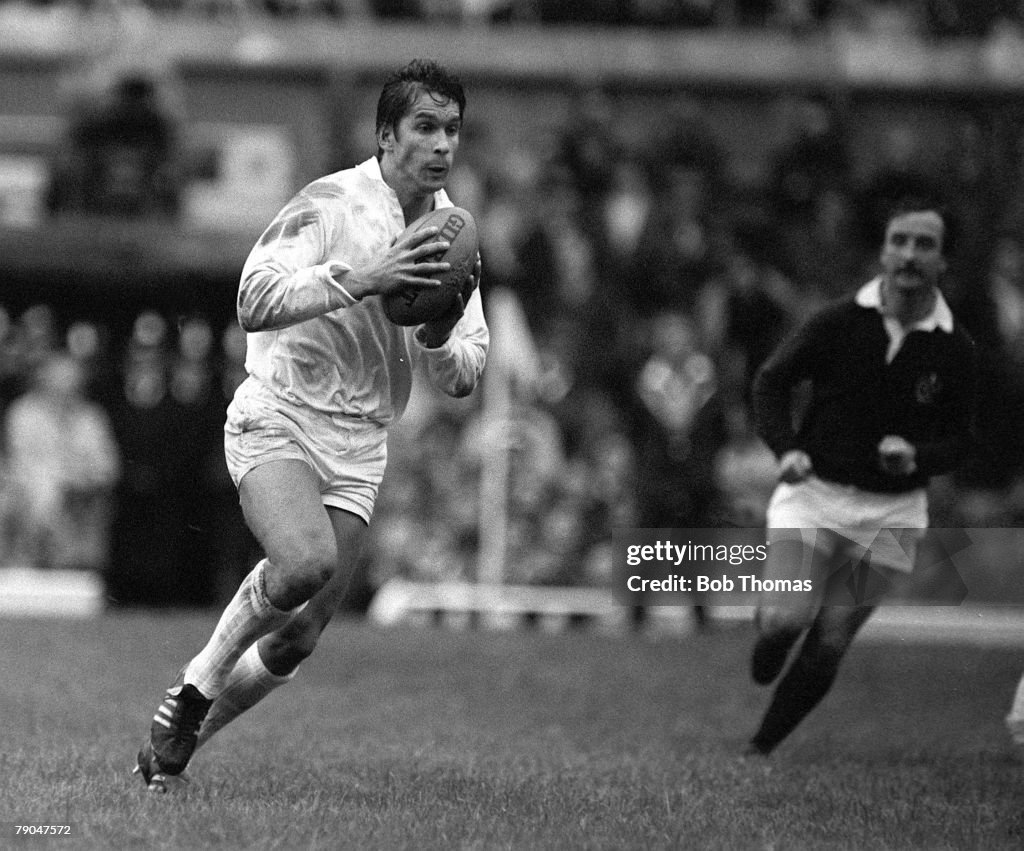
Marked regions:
[855,277,954,334]
[857,277,953,363]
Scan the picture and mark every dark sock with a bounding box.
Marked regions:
[749,637,843,754]
[750,627,802,685]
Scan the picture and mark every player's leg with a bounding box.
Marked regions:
[195,508,368,749]
[750,528,825,685]
[748,602,874,755]
[185,459,342,696]
[138,460,339,789]
[194,643,295,750]
[258,506,367,671]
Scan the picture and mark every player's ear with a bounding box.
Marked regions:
[378,125,394,152]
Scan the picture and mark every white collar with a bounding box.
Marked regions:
[855,277,954,334]
[356,157,451,209]
[357,156,384,181]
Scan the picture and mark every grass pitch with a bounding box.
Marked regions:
[0,610,1020,850]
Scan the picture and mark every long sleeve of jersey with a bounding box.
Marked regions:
[238,192,360,333]
[414,290,489,399]
[751,311,822,460]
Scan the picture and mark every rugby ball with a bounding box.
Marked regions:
[382,207,478,326]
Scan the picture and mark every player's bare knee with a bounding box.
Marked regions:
[269,539,339,604]
[291,554,337,599]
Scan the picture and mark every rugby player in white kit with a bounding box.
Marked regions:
[134,59,487,791]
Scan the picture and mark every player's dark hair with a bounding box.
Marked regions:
[375,59,465,154]
[883,193,957,258]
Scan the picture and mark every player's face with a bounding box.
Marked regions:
[380,89,462,201]
[880,210,946,292]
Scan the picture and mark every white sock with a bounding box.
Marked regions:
[196,642,297,750]
[184,560,298,699]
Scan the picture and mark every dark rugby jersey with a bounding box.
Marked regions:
[752,282,977,494]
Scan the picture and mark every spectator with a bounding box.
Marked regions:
[626,159,724,317]
[854,122,942,255]
[507,164,603,385]
[696,220,802,397]
[629,310,722,530]
[713,400,778,526]
[46,71,181,218]
[107,312,214,606]
[0,306,20,409]
[15,304,60,392]
[4,351,120,571]
[626,310,725,628]
[554,86,621,235]
[769,97,851,227]
[600,155,655,279]
[170,315,235,601]
[947,232,1024,486]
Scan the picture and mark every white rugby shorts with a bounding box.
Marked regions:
[766,475,928,573]
[224,377,387,524]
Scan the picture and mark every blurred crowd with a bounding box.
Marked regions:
[0,304,259,605]
[4,0,1024,39]
[3,75,1024,609]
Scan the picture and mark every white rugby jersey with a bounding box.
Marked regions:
[237,157,489,425]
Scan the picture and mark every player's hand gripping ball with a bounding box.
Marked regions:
[383,207,478,326]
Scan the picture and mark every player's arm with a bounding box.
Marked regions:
[415,254,488,398]
[238,193,450,332]
[751,312,823,464]
[238,193,349,332]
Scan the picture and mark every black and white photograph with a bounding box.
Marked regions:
[1,2,1023,847]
